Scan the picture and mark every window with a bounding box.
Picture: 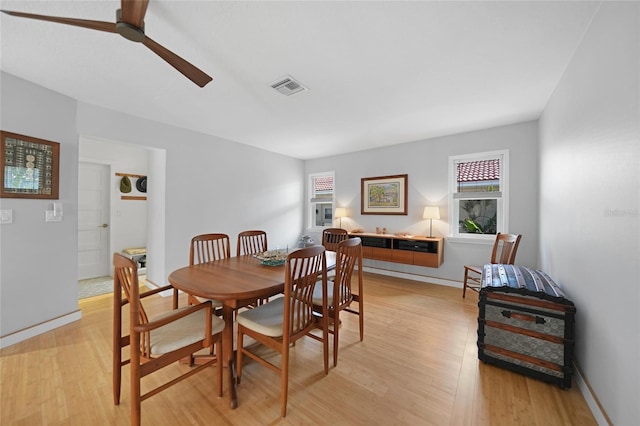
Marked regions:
[449,150,509,239]
[309,172,334,228]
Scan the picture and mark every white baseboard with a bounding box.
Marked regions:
[0,310,82,349]
[573,362,610,425]
[361,266,463,288]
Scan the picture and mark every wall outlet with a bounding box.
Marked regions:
[1,209,13,224]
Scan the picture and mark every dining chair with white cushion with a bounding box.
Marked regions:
[235,245,329,417]
[313,237,364,366]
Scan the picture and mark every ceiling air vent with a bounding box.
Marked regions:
[269,75,308,96]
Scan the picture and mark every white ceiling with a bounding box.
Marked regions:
[1,1,600,160]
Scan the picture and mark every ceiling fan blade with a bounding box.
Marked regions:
[143,36,212,88]
[1,10,116,34]
[120,0,148,28]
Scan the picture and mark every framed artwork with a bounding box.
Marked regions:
[361,174,408,215]
[1,131,60,199]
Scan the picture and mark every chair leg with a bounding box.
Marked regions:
[216,337,223,397]
[324,318,330,373]
[463,268,469,298]
[113,286,123,405]
[281,345,289,417]
[236,328,244,385]
[172,288,179,309]
[113,356,121,405]
[333,310,339,367]
[358,296,364,342]
[131,357,141,426]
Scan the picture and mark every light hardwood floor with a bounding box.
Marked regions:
[1,272,596,425]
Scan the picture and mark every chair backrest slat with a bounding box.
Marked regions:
[334,237,362,308]
[237,230,268,256]
[113,253,152,355]
[322,228,349,252]
[284,245,326,341]
[190,233,231,265]
[490,233,522,265]
[114,253,149,324]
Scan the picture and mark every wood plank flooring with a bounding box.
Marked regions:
[1,272,596,425]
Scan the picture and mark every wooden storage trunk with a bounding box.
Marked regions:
[477,264,576,388]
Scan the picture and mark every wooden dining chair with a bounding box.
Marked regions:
[322,227,349,252]
[186,233,231,308]
[462,232,522,298]
[312,237,364,366]
[235,245,330,417]
[112,253,224,426]
[237,230,268,256]
[237,230,270,305]
[322,228,348,280]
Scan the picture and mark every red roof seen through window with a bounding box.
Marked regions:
[314,176,334,191]
[457,159,500,182]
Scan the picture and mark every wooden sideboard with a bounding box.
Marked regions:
[348,233,444,268]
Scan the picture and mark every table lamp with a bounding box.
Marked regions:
[423,206,440,237]
[335,207,347,228]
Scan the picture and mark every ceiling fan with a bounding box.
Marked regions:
[1,0,212,87]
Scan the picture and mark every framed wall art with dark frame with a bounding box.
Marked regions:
[1,131,60,199]
[361,174,408,215]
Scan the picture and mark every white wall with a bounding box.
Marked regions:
[539,3,639,424]
[305,121,539,284]
[0,73,80,336]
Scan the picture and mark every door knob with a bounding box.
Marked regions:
[99,223,109,228]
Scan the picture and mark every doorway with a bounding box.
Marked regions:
[78,136,165,298]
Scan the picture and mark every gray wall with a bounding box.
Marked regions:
[305,120,539,284]
[0,73,80,336]
[0,72,305,338]
[76,102,305,285]
[539,3,639,424]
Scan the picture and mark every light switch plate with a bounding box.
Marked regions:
[45,210,62,222]
[1,209,12,224]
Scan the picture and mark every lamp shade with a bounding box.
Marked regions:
[335,207,347,218]
[422,206,440,220]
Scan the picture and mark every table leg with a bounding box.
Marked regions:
[222,304,238,409]
[228,356,238,409]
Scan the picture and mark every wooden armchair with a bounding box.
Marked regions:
[462,233,522,298]
[112,253,224,426]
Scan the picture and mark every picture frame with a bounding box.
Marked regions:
[1,131,60,199]
[361,174,408,215]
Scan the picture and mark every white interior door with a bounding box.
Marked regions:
[78,162,110,279]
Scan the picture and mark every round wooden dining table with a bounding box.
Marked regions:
[168,250,335,409]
